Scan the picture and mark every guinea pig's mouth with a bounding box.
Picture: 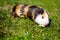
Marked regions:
[45,19,51,27]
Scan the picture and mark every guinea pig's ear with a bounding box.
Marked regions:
[45,10,49,14]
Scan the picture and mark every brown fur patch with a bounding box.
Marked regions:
[42,10,46,18]
[32,10,35,20]
[16,4,24,16]
[23,5,31,17]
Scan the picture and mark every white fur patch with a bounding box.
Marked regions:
[34,13,49,27]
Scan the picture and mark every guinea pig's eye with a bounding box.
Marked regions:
[42,16,44,19]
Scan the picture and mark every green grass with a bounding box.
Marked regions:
[0,0,60,40]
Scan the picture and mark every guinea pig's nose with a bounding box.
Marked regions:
[45,19,51,27]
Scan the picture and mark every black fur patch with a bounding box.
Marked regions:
[29,6,44,14]
[12,5,18,12]
[27,5,44,20]
[12,5,18,17]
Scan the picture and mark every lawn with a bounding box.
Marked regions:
[0,0,60,40]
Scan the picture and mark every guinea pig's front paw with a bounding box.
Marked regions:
[39,24,45,27]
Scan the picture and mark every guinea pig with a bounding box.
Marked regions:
[12,4,51,27]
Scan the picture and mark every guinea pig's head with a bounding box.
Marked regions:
[34,8,51,27]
